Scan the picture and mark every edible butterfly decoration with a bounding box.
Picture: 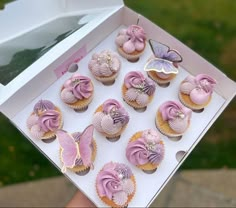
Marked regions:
[144,39,183,74]
[56,125,94,173]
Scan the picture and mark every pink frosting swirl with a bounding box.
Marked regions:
[195,74,216,94]
[126,25,146,42]
[38,110,60,132]
[124,71,156,96]
[102,99,130,125]
[180,74,217,105]
[126,137,149,166]
[34,100,55,114]
[126,129,164,166]
[124,71,145,88]
[116,25,146,53]
[159,101,192,121]
[63,74,93,100]
[97,163,123,200]
[103,99,122,114]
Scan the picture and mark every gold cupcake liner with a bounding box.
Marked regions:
[94,73,118,85]
[147,71,176,85]
[96,171,136,208]
[178,91,211,110]
[117,46,145,62]
[155,110,190,138]
[122,84,154,109]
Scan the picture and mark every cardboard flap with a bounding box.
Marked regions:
[0,0,123,42]
[0,0,124,112]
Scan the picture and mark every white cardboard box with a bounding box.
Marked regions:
[0,0,236,207]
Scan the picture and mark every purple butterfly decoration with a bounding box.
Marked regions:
[56,125,94,173]
[144,39,183,74]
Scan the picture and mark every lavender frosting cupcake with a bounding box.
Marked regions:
[179,74,217,111]
[26,100,63,141]
[88,50,121,85]
[60,73,94,112]
[96,162,136,207]
[126,129,164,174]
[156,101,192,138]
[122,71,156,112]
[115,24,146,62]
[92,99,129,142]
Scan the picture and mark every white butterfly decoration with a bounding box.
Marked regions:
[144,39,183,74]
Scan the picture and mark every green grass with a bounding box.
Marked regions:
[124,0,236,170]
[0,114,61,186]
[0,0,15,10]
[0,0,235,186]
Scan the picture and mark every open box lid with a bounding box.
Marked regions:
[0,0,123,115]
[0,2,236,207]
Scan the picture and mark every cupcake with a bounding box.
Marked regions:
[26,99,63,142]
[144,40,183,86]
[88,50,121,85]
[60,73,94,112]
[92,99,129,141]
[179,74,217,111]
[156,101,192,138]
[56,125,96,175]
[122,71,156,111]
[126,129,164,174]
[96,162,136,208]
[115,25,146,62]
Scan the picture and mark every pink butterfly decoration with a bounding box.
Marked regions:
[56,125,94,173]
[79,125,94,168]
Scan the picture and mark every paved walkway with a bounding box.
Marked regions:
[0,170,235,207]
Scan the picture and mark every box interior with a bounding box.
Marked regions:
[1,5,236,208]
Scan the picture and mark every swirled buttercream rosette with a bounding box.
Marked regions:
[179,74,217,110]
[60,73,94,112]
[96,162,136,207]
[27,100,63,141]
[156,101,192,137]
[122,71,156,112]
[126,129,164,174]
[92,99,129,141]
[115,24,146,62]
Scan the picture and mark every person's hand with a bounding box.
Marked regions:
[66,190,96,207]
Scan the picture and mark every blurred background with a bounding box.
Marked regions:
[0,0,235,207]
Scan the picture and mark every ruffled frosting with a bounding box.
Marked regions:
[30,124,45,139]
[27,114,39,129]
[96,162,135,206]
[159,101,192,134]
[126,129,164,166]
[124,71,156,106]
[38,110,61,132]
[88,50,121,77]
[61,73,93,103]
[61,88,77,104]
[180,74,217,105]
[92,99,129,135]
[115,25,146,54]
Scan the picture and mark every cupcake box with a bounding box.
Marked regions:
[0,1,236,207]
